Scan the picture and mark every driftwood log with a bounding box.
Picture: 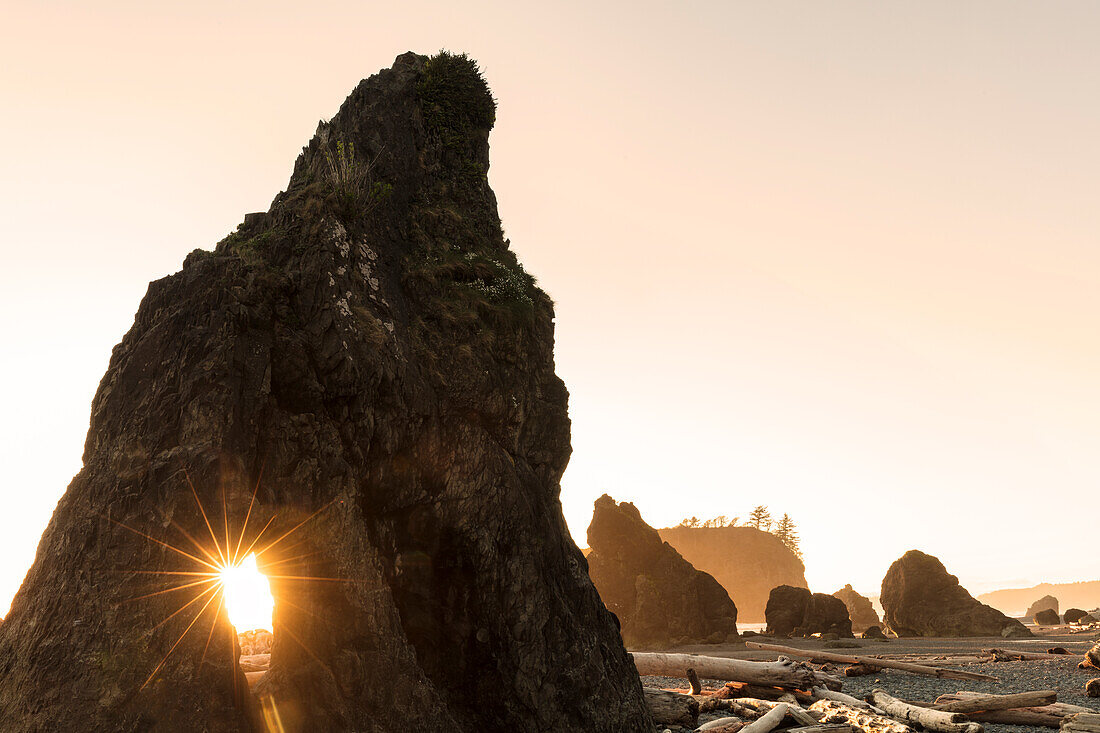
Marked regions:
[698,716,746,732]
[746,641,997,682]
[1063,713,1100,732]
[845,662,881,677]
[931,688,1056,712]
[808,699,913,732]
[957,709,1060,728]
[718,681,814,704]
[735,697,820,726]
[869,690,981,733]
[1081,643,1100,670]
[740,703,788,733]
[687,667,702,694]
[935,690,1093,715]
[631,652,835,689]
[812,686,884,713]
[983,647,1081,661]
[641,687,698,727]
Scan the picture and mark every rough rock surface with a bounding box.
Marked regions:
[764,585,853,638]
[1034,609,1061,625]
[0,53,651,732]
[1065,608,1090,624]
[833,584,881,632]
[586,496,739,648]
[1026,595,1060,618]
[658,525,807,622]
[881,550,1032,638]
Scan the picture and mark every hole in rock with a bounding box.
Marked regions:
[220,553,274,691]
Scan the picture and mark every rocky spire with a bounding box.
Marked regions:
[0,52,651,732]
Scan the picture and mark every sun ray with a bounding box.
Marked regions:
[150,582,221,633]
[200,600,222,664]
[236,515,277,561]
[166,519,224,568]
[232,466,264,566]
[100,514,220,572]
[142,585,222,689]
[184,470,227,566]
[254,498,340,559]
[221,484,231,569]
[122,576,220,604]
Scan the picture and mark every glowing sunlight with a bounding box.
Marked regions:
[219,553,274,632]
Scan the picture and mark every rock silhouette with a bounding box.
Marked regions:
[0,53,652,732]
[1034,609,1060,625]
[764,585,853,638]
[658,525,807,622]
[586,496,739,647]
[1026,595,1059,618]
[881,550,1032,638]
[833,584,881,632]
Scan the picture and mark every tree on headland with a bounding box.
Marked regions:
[678,516,701,528]
[748,505,772,531]
[773,513,802,560]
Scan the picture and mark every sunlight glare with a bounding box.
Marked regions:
[220,553,274,632]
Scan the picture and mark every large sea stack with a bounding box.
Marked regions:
[659,525,807,622]
[881,550,1032,639]
[586,496,739,648]
[0,53,652,732]
[832,584,881,633]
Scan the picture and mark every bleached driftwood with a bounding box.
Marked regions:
[936,690,1092,715]
[808,699,913,732]
[697,716,745,732]
[631,652,832,689]
[734,697,819,726]
[869,690,981,733]
[740,703,788,733]
[746,641,997,682]
[811,685,884,713]
[1063,713,1100,732]
[641,687,698,727]
[931,688,1056,712]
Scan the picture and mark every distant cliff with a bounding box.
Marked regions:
[978,580,1100,617]
[658,526,808,622]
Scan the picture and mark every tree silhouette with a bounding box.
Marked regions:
[748,505,772,531]
[773,513,802,560]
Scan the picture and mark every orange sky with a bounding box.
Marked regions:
[3,1,1100,615]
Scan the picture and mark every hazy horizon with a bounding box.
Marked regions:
[5,1,1100,615]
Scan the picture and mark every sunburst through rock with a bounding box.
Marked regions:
[103,470,349,689]
[220,553,274,632]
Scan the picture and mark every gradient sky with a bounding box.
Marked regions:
[3,1,1100,616]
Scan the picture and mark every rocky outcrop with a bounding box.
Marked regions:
[0,53,652,732]
[833,584,881,632]
[1065,608,1091,624]
[1026,595,1059,618]
[586,496,739,648]
[1034,609,1061,625]
[881,550,1032,638]
[978,581,1100,617]
[764,585,853,638]
[658,526,807,622]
